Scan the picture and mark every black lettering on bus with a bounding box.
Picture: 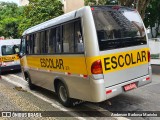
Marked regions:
[49,59,53,68]
[46,58,50,68]
[125,54,131,66]
[56,59,60,68]
[137,52,142,63]
[50,59,53,68]
[141,51,146,62]
[111,56,117,69]
[118,55,124,67]
[40,58,46,67]
[59,59,64,70]
[104,57,111,70]
[131,53,136,64]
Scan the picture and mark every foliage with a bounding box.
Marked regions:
[0,2,24,38]
[0,0,63,38]
[24,0,63,27]
[144,0,160,38]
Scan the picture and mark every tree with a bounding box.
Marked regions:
[144,0,160,37]
[0,2,24,38]
[23,0,63,27]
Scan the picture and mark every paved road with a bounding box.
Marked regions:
[0,65,160,120]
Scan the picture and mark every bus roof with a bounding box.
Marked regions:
[0,39,21,47]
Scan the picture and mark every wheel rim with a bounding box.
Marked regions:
[26,77,29,82]
[59,85,67,102]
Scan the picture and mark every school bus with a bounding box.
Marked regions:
[20,6,152,107]
[0,39,21,73]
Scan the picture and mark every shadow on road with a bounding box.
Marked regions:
[151,65,160,75]
[0,70,21,75]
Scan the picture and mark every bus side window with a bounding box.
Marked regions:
[63,22,74,53]
[34,32,41,54]
[74,20,84,53]
[56,27,62,53]
[20,37,26,55]
[40,31,46,54]
[29,34,35,54]
[48,28,56,54]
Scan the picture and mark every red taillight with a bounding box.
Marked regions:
[148,51,150,62]
[91,60,103,74]
[0,62,2,66]
[106,90,112,94]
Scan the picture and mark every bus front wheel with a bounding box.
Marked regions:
[25,74,35,90]
[57,82,73,107]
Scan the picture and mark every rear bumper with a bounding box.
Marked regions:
[104,74,152,100]
[90,66,152,102]
[0,65,21,72]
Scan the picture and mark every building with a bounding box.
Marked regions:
[61,0,84,13]
[19,0,29,6]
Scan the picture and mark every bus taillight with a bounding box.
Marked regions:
[91,60,103,74]
[148,51,150,62]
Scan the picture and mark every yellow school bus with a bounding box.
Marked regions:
[0,39,21,73]
[20,6,152,107]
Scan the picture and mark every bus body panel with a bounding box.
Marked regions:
[22,54,93,101]
[100,46,149,87]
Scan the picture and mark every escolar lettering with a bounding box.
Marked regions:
[104,51,147,71]
[40,58,64,70]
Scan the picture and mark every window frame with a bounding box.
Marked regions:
[22,18,84,55]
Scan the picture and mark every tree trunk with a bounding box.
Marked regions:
[150,27,154,38]
[155,22,160,38]
[137,0,151,20]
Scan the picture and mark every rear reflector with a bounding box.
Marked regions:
[83,75,88,78]
[3,62,6,66]
[146,77,150,81]
[106,90,112,94]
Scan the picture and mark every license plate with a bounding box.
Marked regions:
[124,83,137,91]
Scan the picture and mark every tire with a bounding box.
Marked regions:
[57,82,73,107]
[26,74,35,90]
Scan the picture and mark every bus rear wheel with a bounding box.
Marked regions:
[57,82,73,107]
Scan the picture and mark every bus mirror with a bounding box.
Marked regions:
[18,52,24,58]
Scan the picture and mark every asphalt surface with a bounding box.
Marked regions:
[0,65,160,120]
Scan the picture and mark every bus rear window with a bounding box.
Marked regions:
[2,45,19,56]
[92,7,147,51]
